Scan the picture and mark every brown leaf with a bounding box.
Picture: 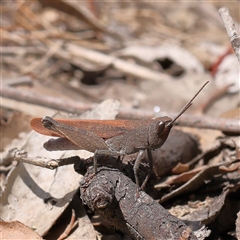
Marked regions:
[0,220,42,239]
[172,162,190,174]
[159,158,240,203]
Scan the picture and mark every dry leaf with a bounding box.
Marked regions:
[0,220,42,239]
[0,99,120,238]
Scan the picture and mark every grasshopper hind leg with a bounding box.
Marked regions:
[94,150,124,173]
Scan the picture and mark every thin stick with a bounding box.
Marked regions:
[219,7,240,63]
[1,148,80,169]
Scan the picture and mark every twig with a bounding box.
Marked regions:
[219,7,240,63]
[1,84,240,134]
[1,148,81,169]
[170,113,240,134]
[1,84,94,113]
[80,166,198,240]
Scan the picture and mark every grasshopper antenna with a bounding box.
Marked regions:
[167,81,209,126]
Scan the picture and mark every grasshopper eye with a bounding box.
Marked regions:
[157,121,165,135]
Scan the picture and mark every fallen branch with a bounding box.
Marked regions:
[80,166,198,240]
[1,84,93,113]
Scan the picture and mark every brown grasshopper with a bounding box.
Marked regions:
[31,82,208,187]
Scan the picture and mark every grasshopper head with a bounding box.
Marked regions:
[148,81,209,150]
[148,116,173,150]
